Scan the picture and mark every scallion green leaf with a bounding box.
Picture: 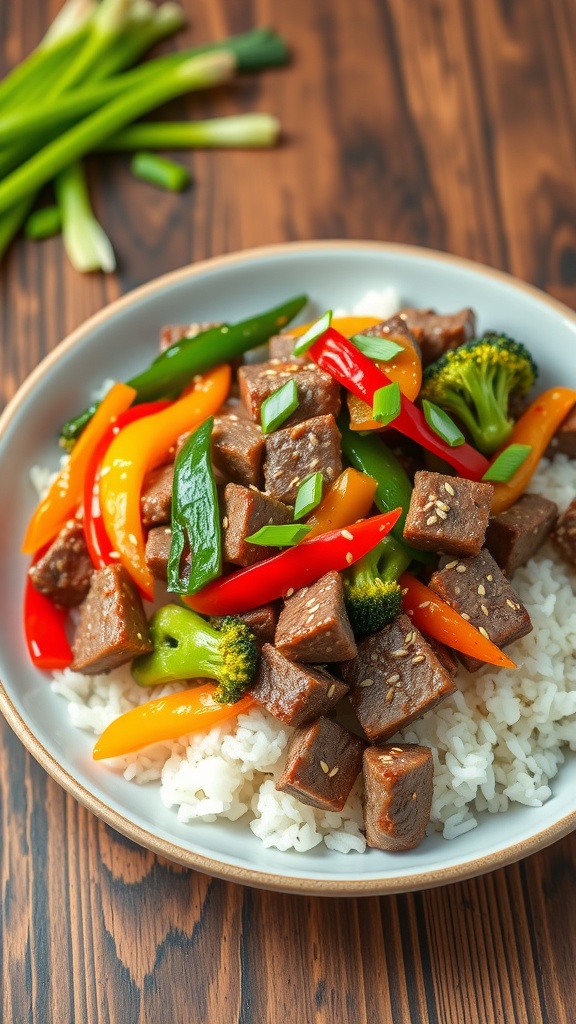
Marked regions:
[351,334,404,361]
[246,524,312,546]
[482,444,533,483]
[260,378,299,433]
[130,152,191,192]
[293,472,323,520]
[372,381,401,426]
[25,205,62,240]
[292,310,332,356]
[422,399,465,447]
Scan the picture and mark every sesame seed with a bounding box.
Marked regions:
[386,673,400,684]
[444,482,455,496]
[477,584,486,596]
[461,612,470,620]
[345,552,354,564]
[405,631,414,644]
[506,599,516,609]
[426,515,438,526]
[309,434,319,446]
[328,766,339,778]
[371,653,378,662]
[481,604,489,615]
[309,458,320,469]
[128,533,138,546]
[487,574,493,581]
[391,747,402,753]
[412,654,426,664]
[418,600,431,608]
[454,586,461,595]
[392,649,408,658]
[456,564,466,573]
[306,613,315,624]
[436,508,448,520]
[288,476,300,488]
[478,626,489,639]
[305,598,316,607]
[341,529,354,541]
[422,501,435,512]
[109,551,121,559]
[222,516,229,529]
[327,684,336,698]
[436,500,450,512]
[320,761,329,774]
[444,561,458,570]
[386,687,395,702]
[359,678,374,687]
[286,587,294,597]
[412,792,417,800]
[136,632,142,640]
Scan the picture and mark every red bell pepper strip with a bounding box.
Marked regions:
[186,508,402,616]
[24,548,73,670]
[308,326,490,480]
[399,572,516,669]
[82,400,170,570]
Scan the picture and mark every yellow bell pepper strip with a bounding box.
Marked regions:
[399,572,516,670]
[489,387,576,514]
[304,468,378,539]
[22,381,136,555]
[99,364,231,601]
[93,684,254,760]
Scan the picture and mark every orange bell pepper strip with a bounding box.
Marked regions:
[22,382,136,555]
[305,467,378,539]
[99,364,231,600]
[490,387,576,514]
[399,572,516,670]
[93,684,254,760]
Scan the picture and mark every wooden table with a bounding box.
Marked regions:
[2,0,576,1020]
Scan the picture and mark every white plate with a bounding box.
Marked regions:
[2,240,576,896]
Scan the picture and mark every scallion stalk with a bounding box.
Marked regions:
[130,152,191,191]
[0,52,236,216]
[55,161,116,273]
[51,0,134,95]
[95,1,186,79]
[106,113,281,150]
[25,206,63,241]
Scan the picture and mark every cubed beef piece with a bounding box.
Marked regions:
[145,525,174,581]
[552,498,576,569]
[212,415,264,488]
[426,637,459,677]
[363,744,433,852]
[397,307,476,365]
[275,716,365,811]
[71,565,153,674]
[141,463,174,528]
[222,483,292,566]
[340,615,456,742]
[250,645,348,726]
[546,403,576,457]
[268,333,309,363]
[159,321,220,352]
[403,471,493,557]
[238,361,341,427]
[264,413,342,504]
[275,571,357,663]
[211,604,279,647]
[427,549,532,672]
[485,493,558,575]
[28,518,93,608]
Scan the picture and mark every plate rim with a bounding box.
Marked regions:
[2,238,576,895]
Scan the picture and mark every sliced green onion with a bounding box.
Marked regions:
[105,113,281,151]
[25,206,62,240]
[293,310,332,356]
[482,444,533,483]
[246,524,312,546]
[260,378,299,433]
[293,472,323,520]
[130,152,191,191]
[422,399,465,447]
[55,161,116,272]
[372,382,401,427]
[351,334,404,362]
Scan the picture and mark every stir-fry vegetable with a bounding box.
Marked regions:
[186,509,402,616]
[304,467,378,539]
[24,548,73,670]
[168,417,221,595]
[344,536,412,638]
[93,684,255,760]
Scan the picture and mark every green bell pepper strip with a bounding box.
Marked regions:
[59,293,308,448]
[167,416,221,595]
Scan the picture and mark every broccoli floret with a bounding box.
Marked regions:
[131,604,258,704]
[344,536,411,639]
[421,333,538,455]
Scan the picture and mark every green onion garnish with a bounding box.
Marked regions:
[260,378,299,433]
[130,152,191,192]
[292,310,332,356]
[246,524,312,546]
[293,472,323,519]
[422,399,465,447]
[352,334,404,362]
[482,444,533,483]
[372,381,401,426]
[24,205,62,240]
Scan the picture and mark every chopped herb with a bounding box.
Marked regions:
[293,472,323,519]
[292,309,332,356]
[482,444,533,483]
[372,381,401,426]
[422,399,465,447]
[260,378,299,433]
[351,334,404,361]
[246,523,312,546]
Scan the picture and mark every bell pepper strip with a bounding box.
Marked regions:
[305,468,378,539]
[309,325,490,480]
[93,685,255,760]
[185,508,402,616]
[24,548,73,670]
[489,387,576,514]
[168,417,221,595]
[82,400,170,570]
[60,294,308,448]
[399,572,516,670]
[22,382,136,555]
[99,364,231,601]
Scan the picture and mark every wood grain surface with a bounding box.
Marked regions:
[2,0,576,1020]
